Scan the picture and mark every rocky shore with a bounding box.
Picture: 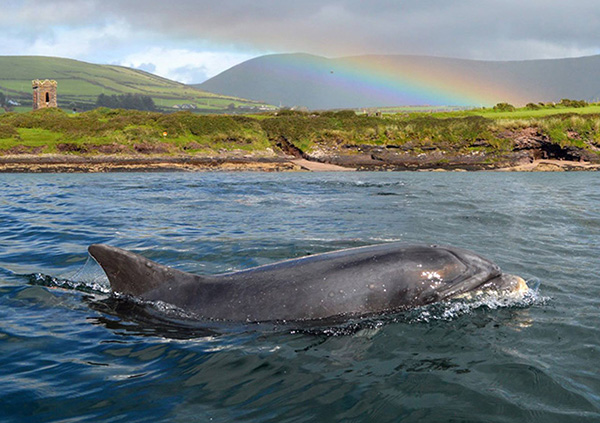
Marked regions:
[0,152,598,173]
[284,126,600,172]
[0,154,301,173]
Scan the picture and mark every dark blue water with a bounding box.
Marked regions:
[1,172,599,422]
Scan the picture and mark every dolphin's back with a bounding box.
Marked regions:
[88,243,500,322]
[207,243,497,320]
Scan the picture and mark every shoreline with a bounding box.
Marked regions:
[2,108,600,173]
[0,155,301,173]
[0,154,599,173]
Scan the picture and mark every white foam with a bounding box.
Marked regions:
[409,279,546,323]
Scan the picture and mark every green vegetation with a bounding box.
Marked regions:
[0,56,272,113]
[96,94,156,111]
[420,100,600,120]
[493,102,516,112]
[0,108,271,155]
[257,107,600,158]
[0,105,599,163]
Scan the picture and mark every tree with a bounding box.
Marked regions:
[141,96,156,111]
[95,93,156,111]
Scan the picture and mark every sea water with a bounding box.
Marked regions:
[0,171,599,422]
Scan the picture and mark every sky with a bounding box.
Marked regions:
[2,0,600,84]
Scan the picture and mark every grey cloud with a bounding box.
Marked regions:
[11,0,600,60]
[16,0,97,26]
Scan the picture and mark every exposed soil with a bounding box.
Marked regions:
[133,142,170,154]
[56,143,89,153]
[90,143,129,154]
[274,136,306,159]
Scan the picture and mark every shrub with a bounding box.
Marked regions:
[0,124,18,139]
[493,103,516,112]
[559,99,588,108]
[333,110,356,119]
[275,108,308,117]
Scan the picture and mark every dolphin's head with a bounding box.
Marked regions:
[483,273,529,296]
[408,245,529,305]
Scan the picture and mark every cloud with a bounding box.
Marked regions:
[25,21,132,59]
[43,0,599,60]
[4,0,600,82]
[120,48,256,83]
[16,0,97,27]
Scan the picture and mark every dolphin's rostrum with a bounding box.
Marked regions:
[88,243,527,322]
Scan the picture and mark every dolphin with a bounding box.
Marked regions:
[88,243,528,322]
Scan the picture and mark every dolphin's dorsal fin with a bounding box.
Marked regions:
[88,244,196,297]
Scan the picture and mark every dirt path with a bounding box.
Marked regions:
[290,158,354,172]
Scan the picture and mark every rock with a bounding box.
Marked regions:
[533,162,565,172]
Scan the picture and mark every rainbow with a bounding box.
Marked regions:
[256,53,531,107]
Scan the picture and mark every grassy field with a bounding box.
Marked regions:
[0,108,273,155]
[0,107,599,163]
[0,56,272,112]
[425,103,600,119]
[366,101,600,119]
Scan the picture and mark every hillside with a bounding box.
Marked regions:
[0,107,599,172]
[197,53,600,110]
[0,56,271,113]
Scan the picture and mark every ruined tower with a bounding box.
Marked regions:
[32,79,57,110]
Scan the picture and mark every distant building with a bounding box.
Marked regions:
[172,103,198,110]
[32,79,57,110]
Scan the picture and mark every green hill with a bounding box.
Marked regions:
[197,53,600,110]
[0,56,272,113]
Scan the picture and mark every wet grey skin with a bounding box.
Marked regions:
[88,243,527,322]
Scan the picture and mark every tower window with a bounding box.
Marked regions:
[46,92,50,103]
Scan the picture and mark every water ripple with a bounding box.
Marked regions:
[1,172,599,422]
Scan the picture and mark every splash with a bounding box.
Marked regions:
[408,278,545,323]
[293,278,545,336]
[28,256,110,294]
[28,272,110,295]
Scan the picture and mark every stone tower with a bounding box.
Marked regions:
[32,79,58,110]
